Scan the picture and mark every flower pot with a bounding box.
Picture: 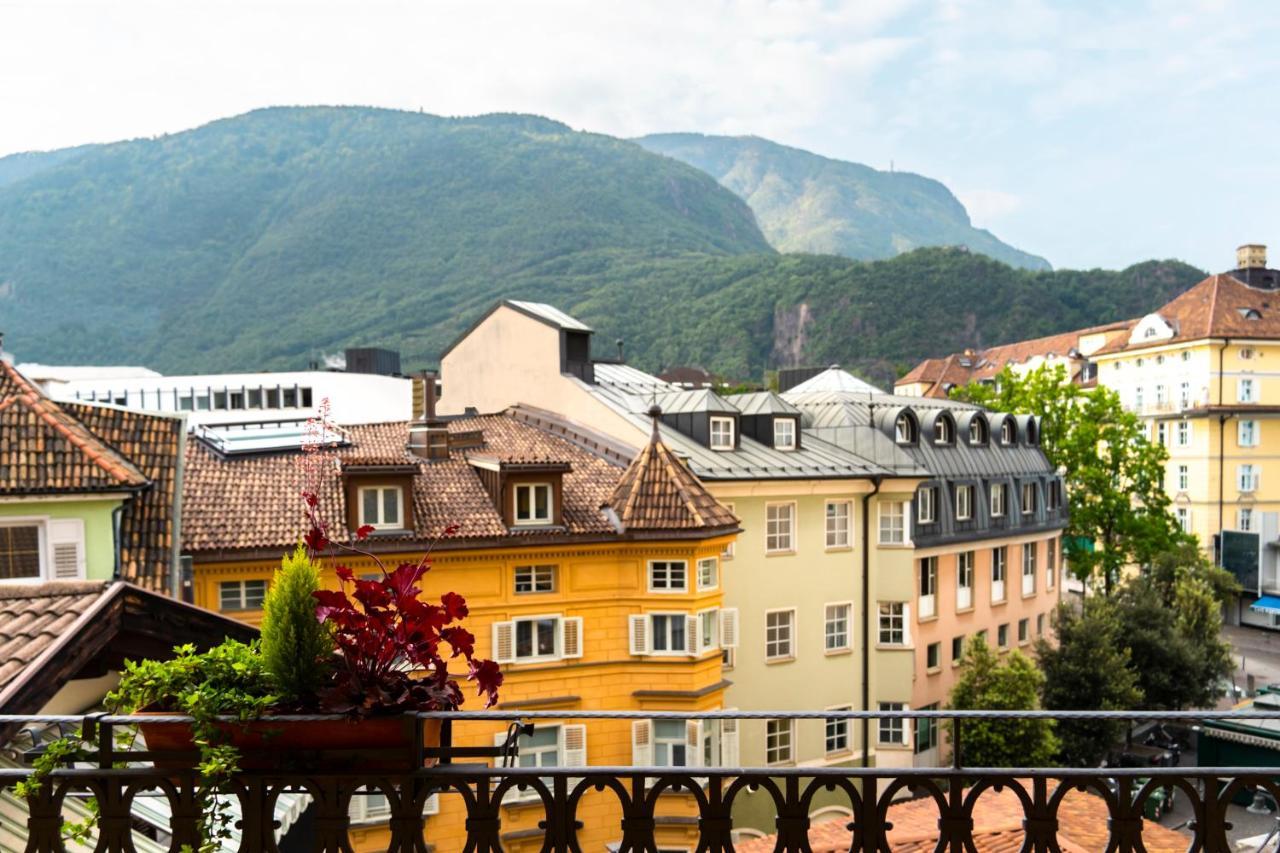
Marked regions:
[138,713,443,772]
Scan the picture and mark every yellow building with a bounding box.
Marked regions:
[180,409,739,851]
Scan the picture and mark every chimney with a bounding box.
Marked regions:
[1238,244,1268,270]
[408,371,450,460]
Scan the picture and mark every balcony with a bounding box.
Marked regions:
[3,710,1278,851]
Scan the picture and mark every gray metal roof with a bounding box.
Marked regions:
[653,388,737,415]
[786,366,884,395]
[506,300,593,332]
[727,392,801,416]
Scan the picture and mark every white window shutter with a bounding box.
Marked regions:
[629,614,650,655]
[562,724,587,767]
[47,518,85,580]
[631,720,653,766]
[901,705,912,746]
[424,793,440,815]
[686,615,699,656]
[719,608,739,648]
[562,617,583,659]
[492,621,515,664]
[720,714,739,768]
[902,603,912,647]
[685,720,703,767]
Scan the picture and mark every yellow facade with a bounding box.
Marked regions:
[194,534,734,852]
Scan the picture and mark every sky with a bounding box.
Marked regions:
[2,0,1278,270]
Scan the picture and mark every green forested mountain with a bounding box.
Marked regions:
[0,106,1204,385]
[634,133,1051,271]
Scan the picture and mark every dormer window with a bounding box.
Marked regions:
[969,417,989,446]
[358,485,404,530]
[710,416,735,450]
[1000,419,1016,445]
[1026,419,1038,445]
[1239,308,1263,320]
[1144,327,1158,339]
[514,483,554,525]
[773,418,797,450]
[934,415,954,445]
[895,413,918,444]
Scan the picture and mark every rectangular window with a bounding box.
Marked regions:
[1180,381,1190,408]
[997,623,1009,648]
[877,703,906,746]
[0,525,41,580]
[957,551,974,610]
[1155,385,1166,406]
[698,610,717,650]
[514,616,561,659]
[358,485,403,529]
[825,501,851,549]
[955,484,973,521]
[992,547,1007,602]
[649,560,689,592]
[914,703,940,754]
[1177,465,1189,491]
[765,609,795,660]
[1020,482,1037,515]
[765,503,795,553]
[766,719,794,764]
[1239,378,1256,403]
[709,416,736,450]
[917,487,936,524]
[952,636,964,663]
[773,418,796,450]
[879,501,905,544]
[1176,421,1190,447]
[1240,420,1259,447]
[1134,386,1143,409]
[926,642,940,670]
[653,719,689,767]
[1022,543,1037,596]
[513,483,553,525]
[1176,507,1191,533]
[1156,422,1167,445]
[1047,539,1057,589]
[1037,613,1046,635]
[824,603,851,652]
[721,502,735,559]
[824,711,851,755]
[1018,618,1029,644]
[918,557,937,619]
[697,557,718,590]
[878,602,906,645]
[220,579,267,611]
[514,565,556,594]
[1240,464,1260,493]
[990,483,1007,517]
[1240,508,1255,532]
[282,387,298,408]
[650,613,688,654]
[1046,480,1062,511]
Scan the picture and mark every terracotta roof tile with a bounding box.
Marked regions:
[0,581,110,691]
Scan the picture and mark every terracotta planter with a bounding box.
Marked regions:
[139,713,443,772]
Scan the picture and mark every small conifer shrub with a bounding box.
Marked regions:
[260,544,334,702]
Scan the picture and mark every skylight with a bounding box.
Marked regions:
[196,422,350,456]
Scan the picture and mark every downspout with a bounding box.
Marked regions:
[111,504,124,580]
[1218,339,1230,537]
[170,414,188,599]
[860,475,883,768]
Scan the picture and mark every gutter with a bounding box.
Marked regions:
[170,414,188,599]
[860,475,882,768]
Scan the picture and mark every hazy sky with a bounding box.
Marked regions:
[2,0,1277,270]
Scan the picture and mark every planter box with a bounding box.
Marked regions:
[139,714,442,772]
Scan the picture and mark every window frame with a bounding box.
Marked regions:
[918,557,937,619]
[989,482,1007,517]
[765,502,796,554]
[709,416,736,450]
[765,718,795,765]
[514,564,557,594]
[877,602,907,646]
[1176,420,1191,447]
[824,707,852,756]
[773,417,797,450]
[512,614,563,661]
[916,487,936,524]
[957,551,974,611]
[955,484,973,521]
[877,702,907,746]
[765,608,796,661]
[220,579,268,612]
[512,482,554,526]
[1240,419,1259,448]
[991,546,1007,602]
[1239,377,1256,403]
[1239,464,1260,493]
[878,501,906,545]
[648,560,689,593]
[825,500,852,550]
[1021,543,1037,596]
[648,612,690,656]
[824,602,852,653]
[1020,481,1037,516]
[696,557,719,591]
[357,485,405,530]
[0,521,45,583]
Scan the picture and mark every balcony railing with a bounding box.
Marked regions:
[3,709,1280,852]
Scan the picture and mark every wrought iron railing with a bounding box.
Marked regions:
[2,709,1279,852]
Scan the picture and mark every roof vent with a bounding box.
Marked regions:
[1238,244,1268,270]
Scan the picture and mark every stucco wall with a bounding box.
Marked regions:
[0,497,122,580]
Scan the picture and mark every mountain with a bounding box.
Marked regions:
[0,107,768,371]
[0,106,1202,386]
[634,133,1051,271]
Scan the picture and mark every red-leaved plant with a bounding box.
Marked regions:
[301,490,502,714]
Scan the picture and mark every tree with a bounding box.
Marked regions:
[953,365,1183,593]
[260,544,334,702]
[1036,600,1142,766]
[947,636,1059,767]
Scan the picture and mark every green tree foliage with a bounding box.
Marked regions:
[947,636,1059,767]
[1035,600,1142,766]
[260,545,334,702]
[953,365,1182,592]
[0,107,1205,384]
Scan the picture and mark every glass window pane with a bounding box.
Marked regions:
[362,489,379,525]
[516,621,533,657]
[382,488,399,525]
[536,619,557,656]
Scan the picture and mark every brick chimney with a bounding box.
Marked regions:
[408,372,450,460]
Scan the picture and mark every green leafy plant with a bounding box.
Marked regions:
[261,544,334,703]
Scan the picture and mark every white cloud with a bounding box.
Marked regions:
[954,188,1023,227]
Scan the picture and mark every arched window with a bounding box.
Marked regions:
[1026,419,1038,445]
[1001,418,1016,445]
[969,417,989,446]
[934,415,954,445]
[895,413,918,444]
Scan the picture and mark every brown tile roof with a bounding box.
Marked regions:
[182,414,628,555]
[606,416,738,534]
[0,581,108,695]
[0,361,148,493]
[735,782,1190,853]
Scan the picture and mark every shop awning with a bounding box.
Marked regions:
[1250,596,1280,615]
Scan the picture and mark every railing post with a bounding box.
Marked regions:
[21,778,64,853]
[699,774,733,853]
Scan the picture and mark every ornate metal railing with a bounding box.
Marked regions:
[2,709,1279,852]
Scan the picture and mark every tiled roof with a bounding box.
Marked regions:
[182,414,626,555]
[0,361,148,493]
[606,416,738,534]
[0,581,108,695]
[735,782,1190,853]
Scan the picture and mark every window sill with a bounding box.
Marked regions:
[917,613,938,624]
[991,598,1007,607]
[765,549,797,557]
[875,643,912,652]
[875,743,912,751]
[1021,592,1037,600]
[824,545,854,553]
[926,666,942,676]
[824,647,852,657]
[955,605,974,615]
[877,542,913,550]
[765,655,796,665]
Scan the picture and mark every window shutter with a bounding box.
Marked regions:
[685,720,703,767]
[902,604,912,647]
[492,621,515,664]
[562,724,587,768]
[629,615,650,655]
[721,711,739,767]
[424,793,440,815]
[47,518,85,580]
[561,616,583,659]
[901,705,912,746]
[686,615,699,656]
[719,608,739,648]
[631,720,653,766]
